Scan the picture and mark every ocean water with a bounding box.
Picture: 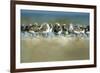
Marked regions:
[21,9,89,25]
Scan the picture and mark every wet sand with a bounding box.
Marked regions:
[21,36,89,63]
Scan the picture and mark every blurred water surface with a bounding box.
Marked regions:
[21,35,89,63]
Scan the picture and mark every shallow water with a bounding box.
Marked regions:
[21,35,89,63]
